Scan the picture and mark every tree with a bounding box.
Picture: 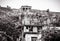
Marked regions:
[0,16,21,41]
[42,29,60,41]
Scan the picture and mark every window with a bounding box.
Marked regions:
[29,27,33,32]
[31,37,37,41]
[26,8,28,10]
[23,8,25,11]
[26,27,28,29]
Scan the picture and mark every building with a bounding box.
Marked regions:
[19,6,60,41]
[0,5,60,41]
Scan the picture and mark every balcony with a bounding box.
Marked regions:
[23,25,42,34]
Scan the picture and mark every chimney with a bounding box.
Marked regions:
[7,5,11,9]
[0,5,1,8]
[46,9,49,12]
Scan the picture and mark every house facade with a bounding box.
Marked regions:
[0,5,60,41]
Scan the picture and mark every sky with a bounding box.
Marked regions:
[0,0,60,12]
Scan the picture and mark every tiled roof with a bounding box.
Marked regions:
[0,7,12,11]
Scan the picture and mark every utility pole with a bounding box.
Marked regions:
[46,9,50,31]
